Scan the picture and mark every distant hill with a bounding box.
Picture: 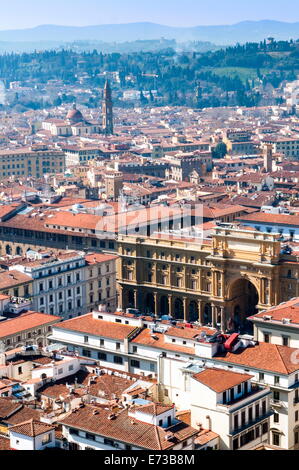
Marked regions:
[0,39,219,54]
[0,20,299,46]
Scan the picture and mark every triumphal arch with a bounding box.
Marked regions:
[117,227,298,333]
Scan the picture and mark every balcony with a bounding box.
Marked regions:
[218,385,270,410]
[270,398,284,408]
[230,412,272,437]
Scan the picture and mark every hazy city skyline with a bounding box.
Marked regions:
[1,0,299,30]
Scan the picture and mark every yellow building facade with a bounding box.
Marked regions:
[117,227,299,332]
[0,147,65,179]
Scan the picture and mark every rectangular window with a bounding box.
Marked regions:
[82,349,91,358]
[131,360,140,368]
[98,352,107,361]
[272,432,280,447]
[262,422,268,435]
[234,414,239,430]
[104,438,114,446]
[233,438,239,450]
[114,356,123,365]
[273,392,280,403]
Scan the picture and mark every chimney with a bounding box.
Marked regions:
[206,415,211,432]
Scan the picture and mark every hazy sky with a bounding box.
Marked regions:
[1,0,299,29]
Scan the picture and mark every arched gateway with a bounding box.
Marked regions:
[226,278,259,333]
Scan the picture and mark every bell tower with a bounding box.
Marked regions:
[102,79,114,135]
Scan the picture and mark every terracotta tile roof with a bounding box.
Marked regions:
[10,419,54,437]
[46,212,102,231]
[0,270,32,290]
[166,326,217,340]
[238,212,299,227]
[192,368,253,393]
[38,370,133,401]
[0,203,22,220]
[0,436,11,450]
[214,343,299,375]
[0,398,22,419]
[5,406,42,426]
[131,403,174,416]
[59,405,198,450]
[54,314,138,340]
[249,298,299,325]
[175,410,191,425]
[84,253,118,265]
[132,328,195,355]
[0,312,61,339]
[195,429,219,446]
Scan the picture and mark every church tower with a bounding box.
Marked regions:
[263,143,273,173]
[102,80,114,135]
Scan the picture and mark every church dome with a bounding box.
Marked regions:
[66,104,84,123]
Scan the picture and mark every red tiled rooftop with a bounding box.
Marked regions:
[0,312,61,339]
[192,368,253,393]
[54,313,138,340]
[214,342,299,375]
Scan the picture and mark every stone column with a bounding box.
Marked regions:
[153,263,157,284]
[221,272,225,299]
[220,306,226,333]
[183,297,188,322]
[134,289,138,309]
[198,271,202,293]
[118,286,123,310]
[154,292,158,318]
[212,272,217,297]
[212,304,217,328]
[268,278,273,306]
[197,299,204,326]
[260,278,265,305]
[168,294,173,317]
